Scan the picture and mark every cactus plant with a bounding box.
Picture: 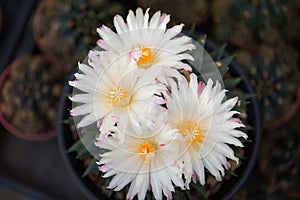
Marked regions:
[0,55,65,139]
[33,0,125,71]
[136,0,211,28]
[259,113,300,199]
[63,35,253,199]
[212,0,300,48]
[236,43,300,131]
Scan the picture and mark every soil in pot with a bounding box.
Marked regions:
[0,55,66,141]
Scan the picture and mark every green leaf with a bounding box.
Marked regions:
[190,182,206,197]
[187,23,196,37]
[210,43,227,60]
[225,169,238,177]
[224,77,243,90]
[65,93,73,97]
[68,139,84,153]
[197,34,207,47]
[235,152,246,160]
[146,191,154,200]
[107,189,114,198]
[217,54,235,68]
[240,93,256,100]
[82,158,98,177]
[184,190,191,199]
[239,137,253,143]
[227,92,256,101]
[238,124,254,132]
[76,147,91,159]
[62,117,74,125]
[174,188,185,200]
[219,66,229,77]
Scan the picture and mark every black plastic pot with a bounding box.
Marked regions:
[57,73,106,200]
[57,39,261,200]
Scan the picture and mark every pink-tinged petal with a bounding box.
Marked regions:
[111,115,119,120]
[192,173,199,183]
[163,107,168,113]
[97,25,115,41]
[182,63,192,72]
[97,39,110,50]
[149,122,158,131]
[172,160,179,167]
[151,96,167,104]
[229,117,242,124]
[148,184,152,191]
[175,133,185,142]
[97,118,103,128]
[159,144,166,147]
[69,110,75,116]
[128,50,139,62]
[99,165,110,173]
[224,161,231,169]
[97,132,109,145]
[198,81,205,95]
[165,189,172,200]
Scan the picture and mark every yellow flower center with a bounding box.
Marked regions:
[179,120,203,144]
[138,142,156,164]
[110,87,131,108]
[137,46,154,69]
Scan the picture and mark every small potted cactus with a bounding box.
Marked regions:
[259,113,300,199]
[0,55,66,141]
[33,0,125,72]
[236,43,300,131]
[211,0,300,48]
[136,0,211,28]
[211,0,300,131]
[57,8,260,200]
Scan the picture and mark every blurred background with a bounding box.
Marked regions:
[0,0,299,199]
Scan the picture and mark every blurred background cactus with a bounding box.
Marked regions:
[136,0,211,28]
[33,0,125,72]
[212,0,300,131]
[209,1,300,197]
[236,43,300,131]
[259,113,300,199]
[212,0,300,48]
[0,55,65,135]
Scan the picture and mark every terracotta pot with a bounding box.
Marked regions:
[0,55,66,141]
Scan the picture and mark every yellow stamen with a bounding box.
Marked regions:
[138,142,155,163]
[110,87,131,108]
[179,120,203,144]
[137,46,154,69]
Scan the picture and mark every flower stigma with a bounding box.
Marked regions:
[179,120,203,144]
[138,141,156,164]
[110,87,131,108]
[137,46,154,69]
